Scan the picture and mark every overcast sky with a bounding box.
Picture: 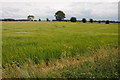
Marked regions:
[0,0,119,21]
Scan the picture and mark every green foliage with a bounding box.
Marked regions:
[39,19,41,21]
[2,18,15,21]
[98,20,101,23]
[82,18,87,23]
[106,20,110,24]
[70,17,77,22]
[27,15,34,21]
[46,18,49,21]
[89,19,93,23]
[55,11,65,21]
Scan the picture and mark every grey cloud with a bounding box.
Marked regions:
[66,2,118,20]
[1,2,118,20]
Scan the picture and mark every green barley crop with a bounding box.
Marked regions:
[2,21,118,78]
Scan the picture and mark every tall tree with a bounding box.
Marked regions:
[55,11,65,21]
[27,15,34,21]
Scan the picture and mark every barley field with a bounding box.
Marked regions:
[2,21,119,78]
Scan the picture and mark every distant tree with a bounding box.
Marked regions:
[27,15,34,21]
[116,21,120,23]
[110,21,115,23]
[94,20,97,22]
[3,18,15,21]
[39,19,41,21]
[101,20,105,22]
[106,20,110,24]
[65,20,68,22]
[15,19,29,21]
[46,18,50,21]
[55,11,65,21]
[89,19,93,23]
[98,20,101,23]
[82,18,87,23]
[34,20,37,21]
[70,17,77,22]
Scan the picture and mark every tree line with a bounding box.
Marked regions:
[0,10,119,24]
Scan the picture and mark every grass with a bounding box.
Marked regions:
[46,48,119,78]
[2,21,119,78]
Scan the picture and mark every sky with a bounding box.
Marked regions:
[0,0,119,21]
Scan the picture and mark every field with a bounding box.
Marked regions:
[2,21,119,78]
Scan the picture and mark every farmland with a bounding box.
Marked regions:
[2,21,119,78]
